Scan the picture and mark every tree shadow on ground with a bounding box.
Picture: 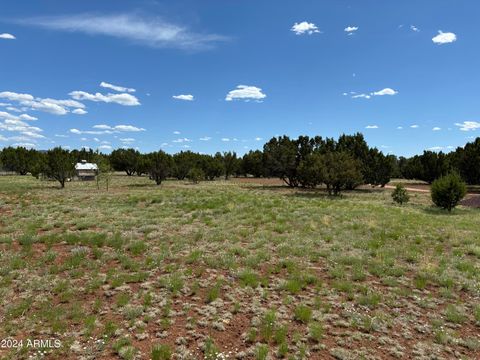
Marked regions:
[422,206,473,216]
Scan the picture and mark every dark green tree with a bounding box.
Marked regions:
[297,153,324,188]
[44,147,74,188]
[0,147,32,175]
[263,136,299,187]
[202,155,224,180]
[110,148,140,176]
[431,173,467,211]
[322,152,363,195]
[364,148,394,187]
[146,151,172,185]
[219,151,238,180]
[241,150,264,177]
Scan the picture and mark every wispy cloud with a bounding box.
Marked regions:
[70,124,145,135]
[20,14,227,50]
[348,88,398,100]
[455,121,480,131]
[100,81,135,93]
[410,25,420,32]
[70,91,140,106]
[365,125,379,129]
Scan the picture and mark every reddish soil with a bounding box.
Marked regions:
[460,195,480,208]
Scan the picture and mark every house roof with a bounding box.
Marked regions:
[75,162,98,171]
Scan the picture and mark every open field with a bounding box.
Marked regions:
[1,175,480,359]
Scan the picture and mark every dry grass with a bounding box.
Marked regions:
[0,175,479,359]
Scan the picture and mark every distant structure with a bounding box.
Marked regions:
[75,160,98,181]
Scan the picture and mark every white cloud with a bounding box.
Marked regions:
[120,138,135,143]
[221,138,230,142]
[6,107,22,112]
[0,111,44,142]
[199,136,211,141]
[397,126,403,130]
[21,131,45,139]
[291,21,320,35]
[352,94,371,99]
[12,143,36,148]
[98,145,112,150]
[71,124,145,135]
[365,125,379,129]
[432,31,457,45]
[0,33,15,40]
[173,131,181,135]
[0,92,34,102]
[41,98,85,108]
[22,14,226,50]
[69,91,140,106]
[372,88,398,96]
[344,26,358,33]
[114,125,145,132]
[173,94,194,101]
[432,127,441,131]
[0,91,85,115]
[100,81,136,93]
[225,85,266,102]
[72,108,87,115]
[410,25,420,32]
[19,114,37,121]
[92,124,111,130]
[255,137,263,141]
[349,88,398,99]
[172,138,191,143]
[410,124,419,128]
[455,121,480,131]
[428,146,443,151]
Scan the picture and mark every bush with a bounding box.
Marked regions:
[391,184,409,205]
[151,344,172,360]
[187,167,205,184]
[431,173,467,211]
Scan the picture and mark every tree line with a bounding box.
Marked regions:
[1,133,480,191]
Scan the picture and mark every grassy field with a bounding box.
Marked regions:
[0,175,479,360]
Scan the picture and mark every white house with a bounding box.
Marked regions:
[75,160,98,180]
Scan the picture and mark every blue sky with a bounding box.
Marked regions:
[0,0,479,156]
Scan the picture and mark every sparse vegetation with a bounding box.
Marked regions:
[0,174,479,359]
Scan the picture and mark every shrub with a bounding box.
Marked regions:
[294,304,312,324]
[391,184,409,205]
[431,173,467,211]
[151,344,172,360]
[187,167,205,184]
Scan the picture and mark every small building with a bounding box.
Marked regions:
[75,160,98,181]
